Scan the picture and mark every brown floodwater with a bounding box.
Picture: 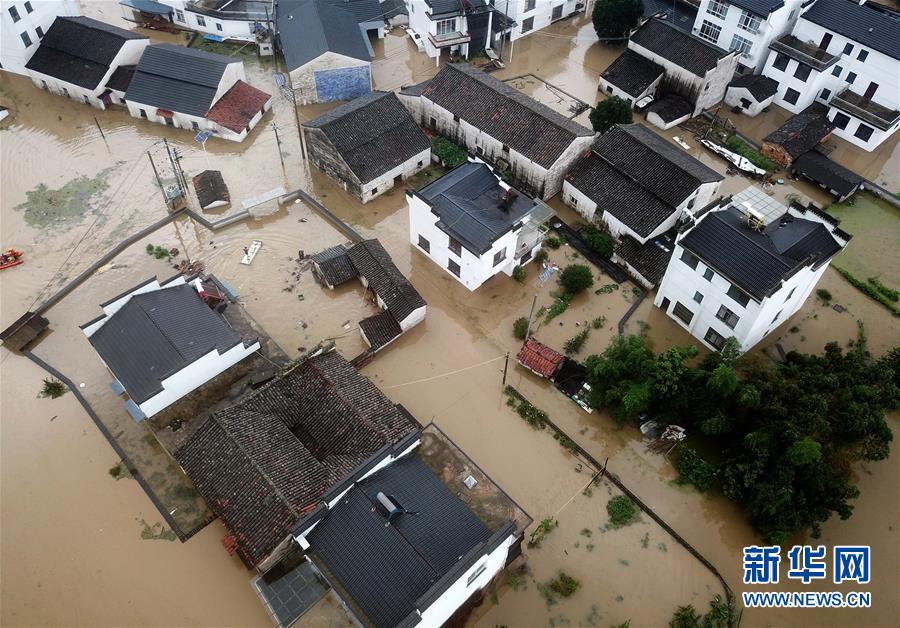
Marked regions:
[2,10,898,628]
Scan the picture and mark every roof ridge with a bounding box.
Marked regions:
[709,210,792,269]
[129,287,196,361]
[620,126,708,186]
[593,144,681,210]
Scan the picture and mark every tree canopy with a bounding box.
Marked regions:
[590,96,633,133]
[559,264,595,295]
[592,0,644,40]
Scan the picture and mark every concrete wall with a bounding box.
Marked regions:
[360,148,431,203]
[826,106,899,152]
[288,51,371,105]
[724,85,773,116]
[0,0,80,75]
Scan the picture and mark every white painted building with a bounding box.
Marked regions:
[690,0,801,74]
[491,0,579,41]
[724,74,778,116]
[405,0,510,63]
[24,16,148,110]
[409,158,553,291]
[82,275,260,419]
[157,0,272,42]
[654,187,850,352]
[760,0,900,151]
[0,0,80,75]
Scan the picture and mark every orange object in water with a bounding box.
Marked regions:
[0,248,23,270]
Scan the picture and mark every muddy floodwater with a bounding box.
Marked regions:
[2,8,899,628]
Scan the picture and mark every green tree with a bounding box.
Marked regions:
[559,264,595,295]
[585,334,656,421]
[580,223,614,258]
[589,96,633,133]
[669,604,701,628]
[592,0,644,40]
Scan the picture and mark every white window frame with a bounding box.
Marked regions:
[698,20,721,44]
[196,15,206,27]
[175,9,185,21]
[707,0,728,19]
[436,18,456,36]
[729,34,753,58]
[737,9,761,34]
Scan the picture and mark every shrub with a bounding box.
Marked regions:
[431,136,468,168]
[513,265,527,282]
[867,277,899,302]
[559,264,594,295]
[528,516,558,547]
[725,136,777,172]
[580,223,614,259]
[674,445,717,492]
[835,267,900,314]
[592,316,606,329]
[563,329,590,355]
[606,495,638,527]
[535,248,549,264]
[595,283,619,295]
[590,96,633,133]
[592,0,643,39]
[39,378,67,399]
[544,293,573,323]
[513,317,529,340]
[816,288,832,302]
[146,244,171,259]
[548,572,580,598]
[544,235,562,249]
[669,604,702,628]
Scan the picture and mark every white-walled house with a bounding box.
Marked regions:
[408,158,554,291]
[490,0,580,42]
[760,0,900,151]
[156,0,273,43]
[654,187,850,352]
[0,0,80,76]
[399,63,594,199]
[690,0,801,74]
[24,16,148,110]
[81,275,260,420]
[724,74,777,116]
[125,43,272,141]
[303,91,431,203]
[563,124,722,244]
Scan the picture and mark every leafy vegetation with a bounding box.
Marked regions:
[835,267,900,314]
[513,317,529,340]
[579,223,614,259]
[505,387,549,429]
[592,316,606,329]
[539,572,581,604]
[431,136,468,168]
[108,462,132,481]
[606,495,639,528]
[535,248,549,264]
[674,445,716,492]
[564,329,590,355]
[39,378,68,399]
[528,516,558,547]
[590,96,633,133]
[867,276,899,302]
[138,519,177,542]
[559,264,595,295]
[544,293,574,323]
[595,283,619,295]
[545,235,562,249]
[726,136,777,172]
[592,0,644,40]
[513,264,528,282]
[145,244,171,259]
[669,595,732,628]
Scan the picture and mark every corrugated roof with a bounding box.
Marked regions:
[601,49,665,98]
[630,18,730,76]
[277,0,372,71]
[346,240,426,322]
[801,0,900,61]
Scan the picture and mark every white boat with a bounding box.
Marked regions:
[673,136,691,150]
[699,138,767,176]
[241,240,262,265]
[403,27,425,52]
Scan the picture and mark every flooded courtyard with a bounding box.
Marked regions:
[2,7,899,628]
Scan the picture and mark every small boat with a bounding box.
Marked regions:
[1,248,23,270]
[673,136,691,150]
[241,240,262,265]
[699,138,767,176]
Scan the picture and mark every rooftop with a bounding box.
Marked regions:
[646,93,693,123]
[188,0,274,19]
[416,161,541,255]
[768,34,840,72]
[728,74,778,102]
[601,49,665,98]
[725,0,784,17]
[830,87,900,131]
[311,245,359,287]
[192,170,230,209]
[763,103,835,159]
[516,338,564,378]
[426,0,489,16]
[416,63,593,169]
[304,91,431,183]
[276,0,372,71]
[642,0,698,32]
[346,239,426,322]
[25,16,146,89]
[615,230,677,287]
[106,64,136,92]
[801,0,900,61]
[792,150,864,198]
[630,18,731,77]
[205,80,272,133]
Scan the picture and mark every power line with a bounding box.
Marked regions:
[381,355,506,389]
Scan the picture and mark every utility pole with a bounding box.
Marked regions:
[524,294,538,342]
[272,122,285,168]
[147,150,167,207]
[162,138,184,197]
[502,351,510,386]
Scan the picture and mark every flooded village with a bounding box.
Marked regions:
[1,1,898,627]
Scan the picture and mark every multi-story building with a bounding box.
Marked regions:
[654,187,850,352]
[690,0,802,74]
[0,0,80,75]
[761,0,900,151]
[406,0,497,63]
[489,0,580,42]
[156,0,273,43]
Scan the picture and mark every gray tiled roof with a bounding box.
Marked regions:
[726,0,784,17]
[792,151,864,198]
[763,104,835,160]
[125,44,236,116]
[802,0,900,61]
[347,240,426,322]
[646,93,693,122]
[642,0,697,32]
[308,453,492,628]
[728,74,778,102]
[615,230,676,286]
[359,310,402,350]
[87,283,246,404]
[601,49,664,98]
[311,245,358,286]
[417,63,593,169]
[304,91,431,183]
[277,0,372,71]
[630,18,730,76]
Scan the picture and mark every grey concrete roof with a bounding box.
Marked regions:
[802,0,900,61]
[630,18,730,76]
[276,0,372,71]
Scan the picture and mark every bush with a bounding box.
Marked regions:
[535,248,549,264]
[606,495,638,527]
[431,136,468,168]
[39,378,68,399]
[595,283,619,295]
[513,265,527,282]
[579,223,614,259]
[836,267,900,314]
[146,244,171,259]
[544,293,573,323]
[513,317,529,340]
[816,288,832,302]
[867,277,899,302]
[590,96,633,133]
[564,329,590,355]
[544,235,562,249]
[592,0,643,40]
[548,572,580,598]
[528,516,558,547]
[674,445,717,492]
[726,136,777,172]
[592,316,606,329]
[559,264,595,295]
[669,604,702,628]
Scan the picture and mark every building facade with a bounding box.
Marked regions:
[0,0,80,75]
[160,0,273,43]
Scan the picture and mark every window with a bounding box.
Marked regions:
[453,113,460,122]
[740,97,752,109]
[8,6,20,22]
[864,81,879,99]
[196,15,206,27]
[703,268,714,281]
[783,88,800,105]
[551,4,563,20]
[730,34,753,58]
[842,42,853,55]
[493,248,506,266]
[175,8,185,21]
[704,327,727,350]
[20,31,31,47]
[687,197,696,210]
[832,112,850,129]
[502,144,509,153]
[436,18,455,35]
[716,304,740,329]
[819,88,831,101]
[418,235,430,253]
[847,71,856,84]
[449,236,462,256]
[681,250,700,270]
[191,120,200,130]
[24,1,32,13]
[215,22,223,31]
[793,64,811,82]
[521,17,534,33]
[857,49,868,62]
[672,302,694,325]
[371,187,377,194]
[140,108,148,119]
[35,25,43,39]
[40,79,47,90]
[831,64,842,77]
[698,20,721,44]
[727,284,750,307]
[772,53,790,71]
[467,563,487,586]
[83,95,90,104]
[606,85,613,94]
[785,287,796,301]
[771,310,783,324]
[417,160,423,167]
[429,116,436,128]
[737,10,761,34]
[854,124,874,142]
[693,291,704,304]
[525,0,536,11]
[448,258,460,277]
[707,0,728,18]
[62,87,69,98]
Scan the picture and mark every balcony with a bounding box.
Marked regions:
[514,200,554,259]
[830,88,900,131]
[768,35,839,72]
[428,30,471,48]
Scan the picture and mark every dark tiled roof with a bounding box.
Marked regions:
[417,63,593,169]
[728,74,778,102]
[680,206,844,300]
[311,245,358,286]
[566,124,721,238]
[308,453,492,628]
[417,162,539,255]
[87,283,246,404]
[516,338,564,378]
[304,91,431,183]
[175,350,417,566]
[642,0,697,32]
[323,0,383,23]
[630,18,730,76]
[359,310,402,350]
[792,151,864,198]
[802,0,900,61]
[192,170,230,208]
[125,44,236,117]
[106,64,136,92]
[601,49,664,98]
[25,16,145,89]
[614,231,676,286]
[763,104,835,160]
[399,79,430,96]
[726,0,784,16]
[646,93,693,122]
[347,240,426,322]
[277,0,372,71]
[426,0,488,15]
[206,80,271,133]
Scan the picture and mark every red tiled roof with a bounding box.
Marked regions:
[516,338,564,379]
[205,80,271,133]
